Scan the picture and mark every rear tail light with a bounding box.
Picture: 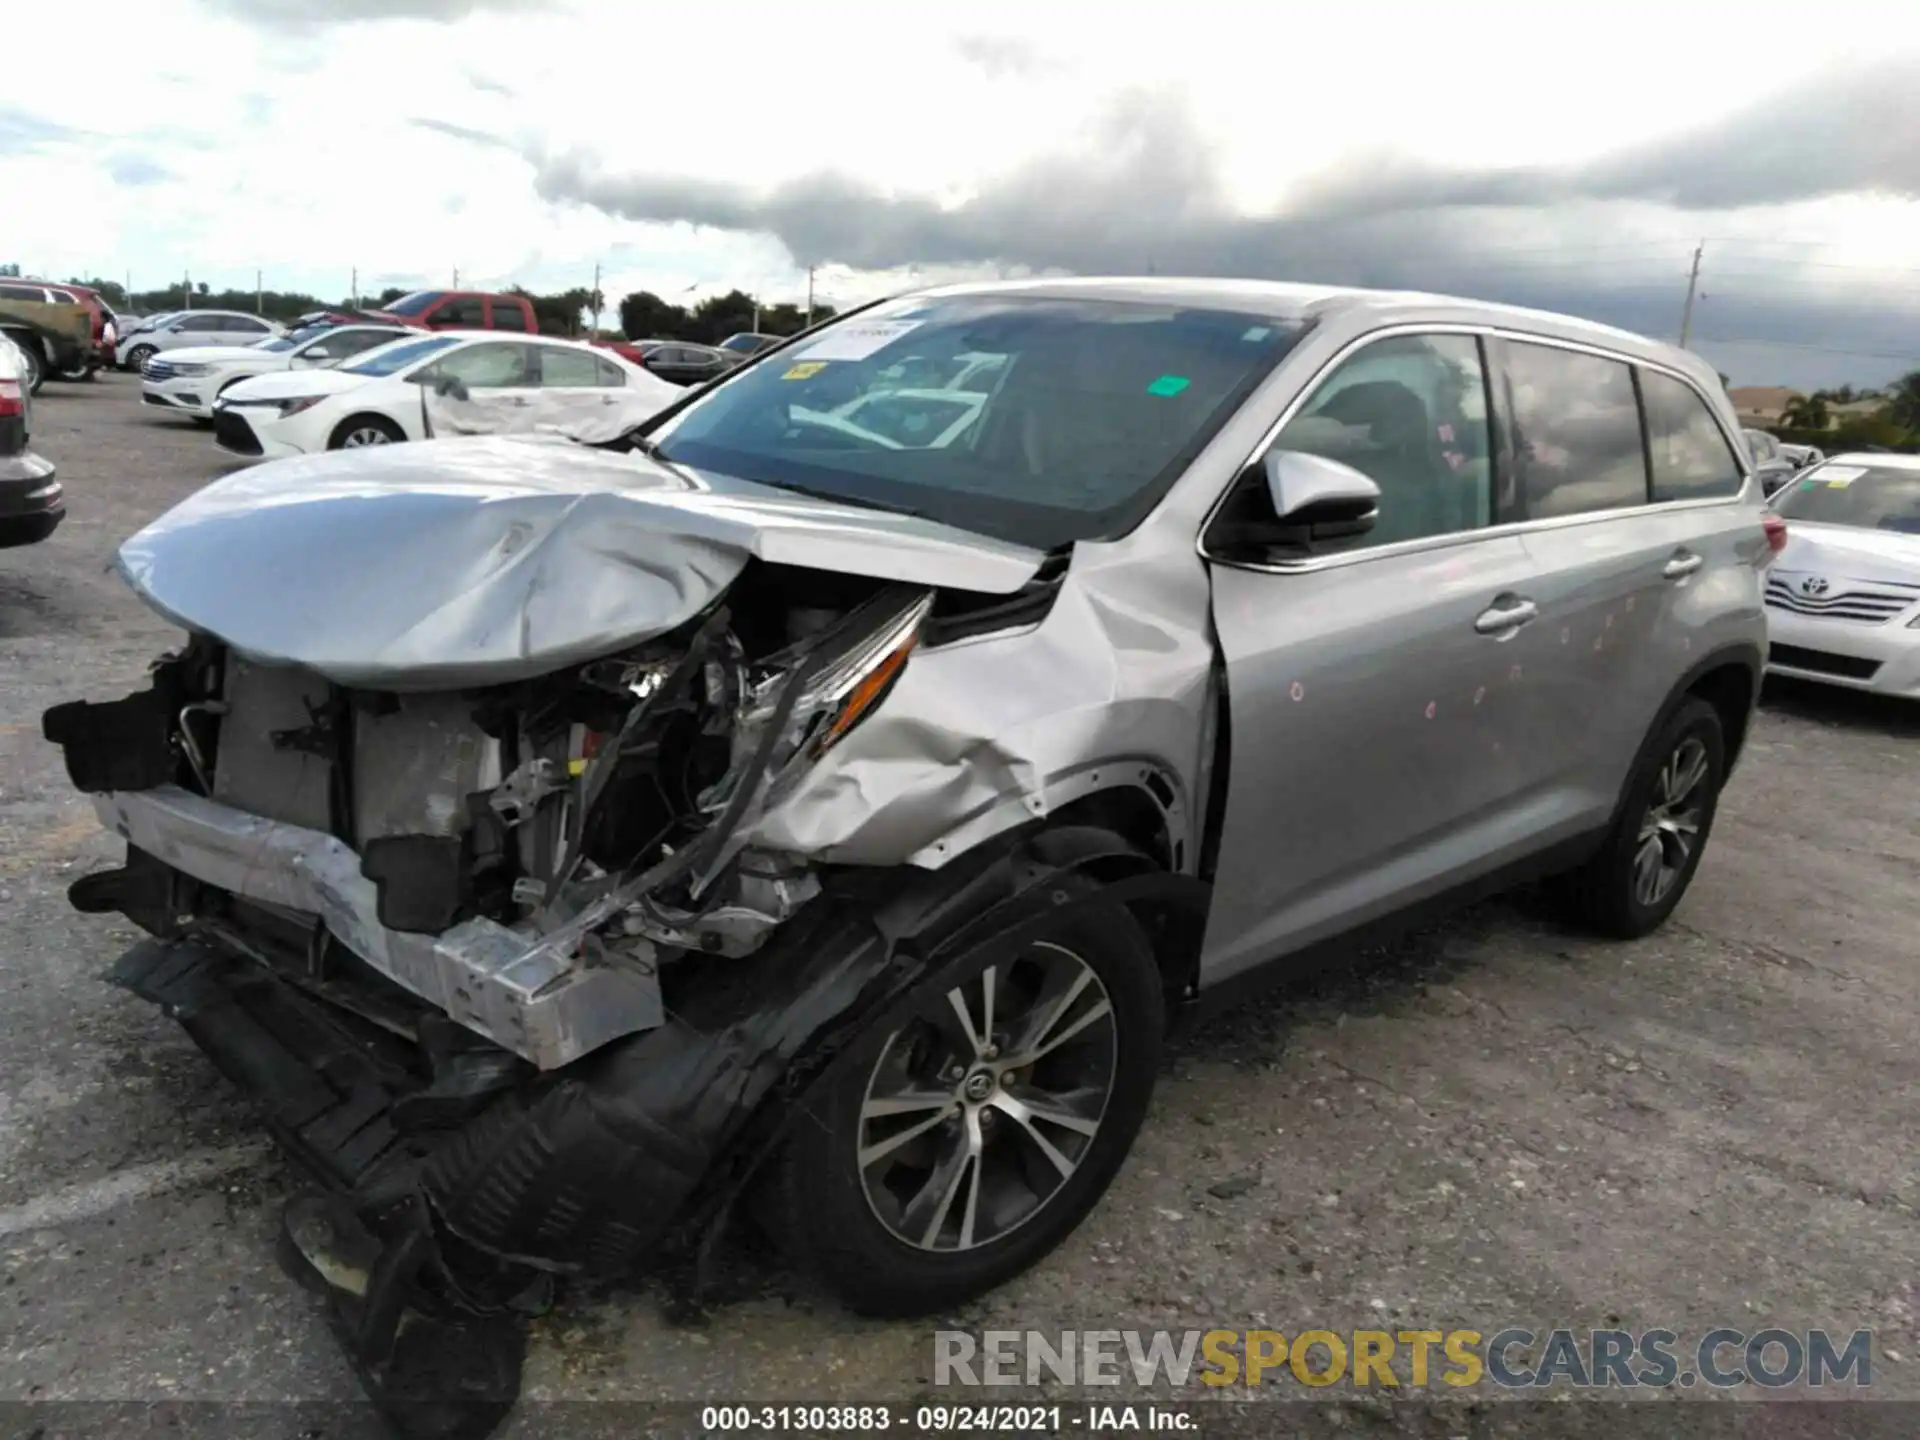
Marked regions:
[1760,512,1788,564]
[0,379,22,419]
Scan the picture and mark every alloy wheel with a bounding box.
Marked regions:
[1633,736,1709,907]
[341,426,392,447]
[857,941,1117,1253]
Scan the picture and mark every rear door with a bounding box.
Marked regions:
[168,312,230,349]
[426,295,486,331]
[1201,331,1562,983]
[1490,337,1741,832]
[533,343,626,424]
[485,297,530,333]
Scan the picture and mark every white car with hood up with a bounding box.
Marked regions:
[211,331,683,458]
[141,323,411,421]
[1763,452,1920,697]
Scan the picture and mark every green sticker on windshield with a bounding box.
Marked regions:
[1146,374,1190,397]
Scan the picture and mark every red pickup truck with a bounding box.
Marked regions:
[368,291,538,333]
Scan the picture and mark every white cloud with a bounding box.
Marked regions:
[1,0,1918,383]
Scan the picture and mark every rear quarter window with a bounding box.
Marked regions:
[1504,340,1649,520]
[1640,369,1744,501]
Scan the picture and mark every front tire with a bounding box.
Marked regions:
[765,876,1163,1317]
[328,414,405,449]
[16,341,44,397]
[1552,696,1726,939]
[124,344,157,373]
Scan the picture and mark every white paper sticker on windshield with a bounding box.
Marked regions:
[795,319,923,362]
[1811,465,1865,484]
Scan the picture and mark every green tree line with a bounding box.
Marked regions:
[51,275,837,345]
[1769,375,1920,453]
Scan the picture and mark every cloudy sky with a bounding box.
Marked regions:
[6,0,1920,387]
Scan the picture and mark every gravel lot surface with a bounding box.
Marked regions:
[2,374,1915,1427]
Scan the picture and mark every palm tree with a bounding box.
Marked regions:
[1781,393,1830,430]
[1885,370,1920,433]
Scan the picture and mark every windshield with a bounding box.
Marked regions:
[262,324,330,353]
[382,291,444,317]
[651,295,1309,548]
[338,334,460,376]
[1773,464,1920,534]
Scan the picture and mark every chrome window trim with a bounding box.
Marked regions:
[1196,321,1755,577]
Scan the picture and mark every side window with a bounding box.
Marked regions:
[488,300,529,332]
[1504,341,1647,519]
[538,346,602,387]
[340,329,403,357]
[436,297,485,328]
[1641,370,1744,502]
[436,342,533,388]
[594,355,628,387]
[1265,333,1492,551]
[0,284,44,302]
[232,316,270,335]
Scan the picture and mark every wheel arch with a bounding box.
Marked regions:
[327,410,407,449]
[1611,642,1761,828]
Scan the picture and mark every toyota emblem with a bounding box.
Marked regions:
[1800,576,1830,596]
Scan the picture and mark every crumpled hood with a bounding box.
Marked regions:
[116,435,1047,690]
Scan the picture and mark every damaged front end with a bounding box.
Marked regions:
[44,567,1092,1437]
[53,575,929,1072]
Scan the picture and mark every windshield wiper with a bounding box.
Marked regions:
[754,478,933,520]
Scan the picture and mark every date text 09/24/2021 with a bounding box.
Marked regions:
[700,1406,1191,1432]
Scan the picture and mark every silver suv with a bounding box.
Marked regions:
[45,280,1777,1413]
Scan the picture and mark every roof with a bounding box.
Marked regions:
[912,276,1711,379]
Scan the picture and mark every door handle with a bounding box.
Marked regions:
[1663,551,1704,579]
[1474,597,1538,635]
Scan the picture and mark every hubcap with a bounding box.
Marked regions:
[1633,736,1710,906]
[343,427,391,447]
[857,941,1117,1253]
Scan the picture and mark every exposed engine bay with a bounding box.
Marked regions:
[50,563,952,1069]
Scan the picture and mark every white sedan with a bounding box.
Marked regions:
[141,323,411,421]
[211,332,683,459]
[1763,452,1920,698]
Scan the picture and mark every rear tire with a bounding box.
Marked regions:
[764,875,1164,1318]
[1551,697,1726,939]
[327,414,405,450]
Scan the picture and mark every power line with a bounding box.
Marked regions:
[1690,335,1920,363]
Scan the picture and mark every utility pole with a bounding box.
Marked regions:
[452,267,460,289]
[351,267,358,308]
[1678,242,1704,348]
[805,265,815,326]
[255,269,263,315]
[183,270,192,309]
[591,262,602,336]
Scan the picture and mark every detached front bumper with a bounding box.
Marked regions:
[94,785,662,1069]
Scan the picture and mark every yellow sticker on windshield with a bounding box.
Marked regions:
[783,361,827,381]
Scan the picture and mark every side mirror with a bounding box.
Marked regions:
[1261,450,1381,542]
[1209,450,1381,558]
[433,374,470,401]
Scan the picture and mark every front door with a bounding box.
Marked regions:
[419,341,539,437]
[1199,331,1560,984]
